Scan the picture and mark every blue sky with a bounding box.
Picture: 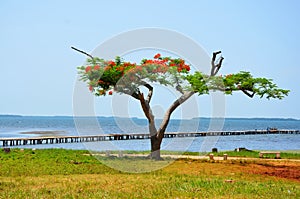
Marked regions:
[0,0,299,119]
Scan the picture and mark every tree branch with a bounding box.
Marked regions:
[210,51,224,76]
[214,57,224,75]
[142,83,153,103]
[212,51,221,62]
[209,84,256,98]
[157,91,194,140]
[242,89,255,98]
[138,92,152,122]
[174,75,184,94]
[130,92,140,100]
[138,91,157,136]
[71,46,94,60]
[115,87,140,100]
[176,85,184,94]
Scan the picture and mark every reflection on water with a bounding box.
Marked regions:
[19,131,65,137]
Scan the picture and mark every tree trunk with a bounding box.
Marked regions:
[148,122,163,160]
[137,86,194,160]
[150,135,162,160]
[143,91,194,160]
[151,91,194,159]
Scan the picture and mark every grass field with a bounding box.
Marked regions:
[0,148,299,198]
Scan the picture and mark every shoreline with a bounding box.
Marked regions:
[2,128,300,137]
[1,114,300,121]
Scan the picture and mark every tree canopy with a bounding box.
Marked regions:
[77,52,289,100]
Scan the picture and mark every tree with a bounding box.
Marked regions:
[74,47,289,160]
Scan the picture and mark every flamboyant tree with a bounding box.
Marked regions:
[74,47,289,160]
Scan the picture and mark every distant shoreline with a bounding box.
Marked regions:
[0,115,299,121]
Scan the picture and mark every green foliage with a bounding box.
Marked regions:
[185,71,209,95]
[187,71,289,99]
[222,71,290,99]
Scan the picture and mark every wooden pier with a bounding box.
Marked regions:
[0,129,299,147]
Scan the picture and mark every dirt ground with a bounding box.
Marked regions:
[93,153,300,181]
[246,161,300,181]
[174,155,300,181]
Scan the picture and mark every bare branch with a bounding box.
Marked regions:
[210,51,224,76]
[212,51,221,62]
[242,89,255,98]
[71,46,94,60]
[215,57,224,68]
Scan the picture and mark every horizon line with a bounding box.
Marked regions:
[0,114,299,121]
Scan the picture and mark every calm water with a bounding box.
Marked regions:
[0,116,299,152]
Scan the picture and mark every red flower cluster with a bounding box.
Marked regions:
[85,65,100,72]
[115,62,136,73]
[152,64,168,73]
[107,61,116,66]
[154,53,161,59]
[141,54,191,73]
[168,59,190,72]
[176,63,190,72]
[81,54,192,96]
[85,66,92,72]
[94,65,100,70]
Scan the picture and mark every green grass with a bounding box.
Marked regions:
[0,148,299,198]
[0,149,118,176]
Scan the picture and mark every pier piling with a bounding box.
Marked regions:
[0,129,299,147]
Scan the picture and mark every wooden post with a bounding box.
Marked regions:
[118,151,123,158]
[223,154,228,160]
[209,153,214,160]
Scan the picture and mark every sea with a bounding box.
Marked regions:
[0,115,299,152]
